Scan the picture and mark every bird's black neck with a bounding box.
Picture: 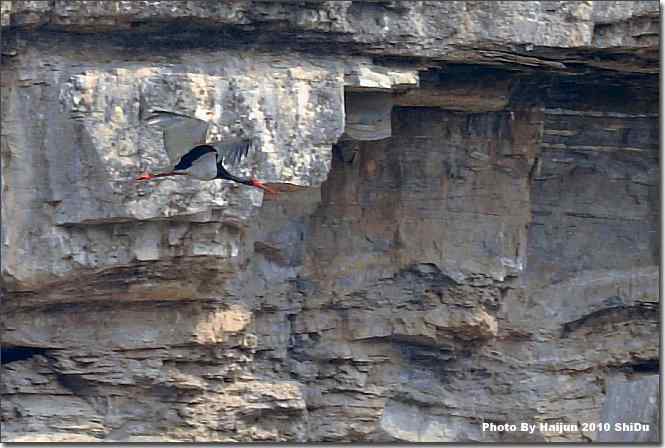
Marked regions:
[216,163,252,185]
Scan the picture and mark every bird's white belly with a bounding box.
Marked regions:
[185,151,218,180]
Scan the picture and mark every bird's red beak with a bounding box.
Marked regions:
[250,179,278,195]
[136,172,153,181]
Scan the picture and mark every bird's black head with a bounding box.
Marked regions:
[215,164,276,194]
[214,139,277,194]
[215,163,241,182]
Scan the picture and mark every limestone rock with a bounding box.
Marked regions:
[1,0,659,443]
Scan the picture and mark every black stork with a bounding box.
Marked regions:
[136,111,277,194]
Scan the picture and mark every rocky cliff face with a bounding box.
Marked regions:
[1,0,659,443]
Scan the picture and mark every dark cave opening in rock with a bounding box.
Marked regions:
[630,359,660,374]
[1,346,49,365]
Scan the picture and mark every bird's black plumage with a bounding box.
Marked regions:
[174,145,217,171]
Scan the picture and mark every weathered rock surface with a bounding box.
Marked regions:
[598,374,659,442]
[1,0,659,443]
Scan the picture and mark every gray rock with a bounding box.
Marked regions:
[598,375,660,442]
[1,0,659,443]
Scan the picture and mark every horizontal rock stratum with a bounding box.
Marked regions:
[1,1,659,443]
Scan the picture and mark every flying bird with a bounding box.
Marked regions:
[136,111,276,194]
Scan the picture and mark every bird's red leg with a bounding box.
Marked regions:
[249,179,279,195]
[135,171,188,182]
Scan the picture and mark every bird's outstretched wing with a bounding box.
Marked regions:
[211,138,255,167]
[145,111,211,164]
